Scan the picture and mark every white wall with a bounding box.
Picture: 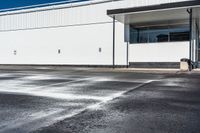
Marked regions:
[129,42,190,62]
[0,0,130,65]
[0,21,126,65]
[0,0,192,65]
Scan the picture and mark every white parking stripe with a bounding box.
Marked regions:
[1,80,155,133]
[0,71,159,133]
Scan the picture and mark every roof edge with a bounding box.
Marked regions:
[107,0,200,15]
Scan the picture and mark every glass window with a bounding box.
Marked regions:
[129,24,189,44]
[148,27,169,43]
[130,27,148,43]
[169,25,190,42]
[139,28,148,43]
[130,28,139,44]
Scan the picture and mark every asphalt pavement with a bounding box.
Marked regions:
[0,67,199,133]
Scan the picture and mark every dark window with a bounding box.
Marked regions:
[129,24,189,44]
[169,26,190,41]
[139,28,148,43]
[148,27,169,43]
[130,28,139,43]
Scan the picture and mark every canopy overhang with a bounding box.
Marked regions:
[107,0,200,24]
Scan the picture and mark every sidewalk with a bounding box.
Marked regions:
[90,68,180,74]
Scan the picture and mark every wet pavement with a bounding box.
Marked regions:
[0,67,199,133]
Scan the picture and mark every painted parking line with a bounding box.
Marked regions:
[0,74,92,91]
[0,79,156,133]
[0,71,160,133]
[0,77,150,101]
[0,73,157,102]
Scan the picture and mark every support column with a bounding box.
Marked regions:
[188,8,193,62]
[125,24,130,68]
[187,8,193,70]
[127,42,129,68]
[113,16,115,69]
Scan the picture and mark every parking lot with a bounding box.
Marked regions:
[0,67,200,133]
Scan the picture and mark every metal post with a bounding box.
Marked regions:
[190,9,193,62]
[127,42,129,68]
[187,8,193,70]
[113,16,115,69]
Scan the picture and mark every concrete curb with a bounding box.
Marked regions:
[88,68,180,74]
[0,65,198,74]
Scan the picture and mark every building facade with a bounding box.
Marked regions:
[0,0,199,68]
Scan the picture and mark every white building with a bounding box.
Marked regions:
[0,0,199,68]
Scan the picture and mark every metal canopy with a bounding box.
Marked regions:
[107,0,200,24]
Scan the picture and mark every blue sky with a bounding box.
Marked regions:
[0,0,88,10]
